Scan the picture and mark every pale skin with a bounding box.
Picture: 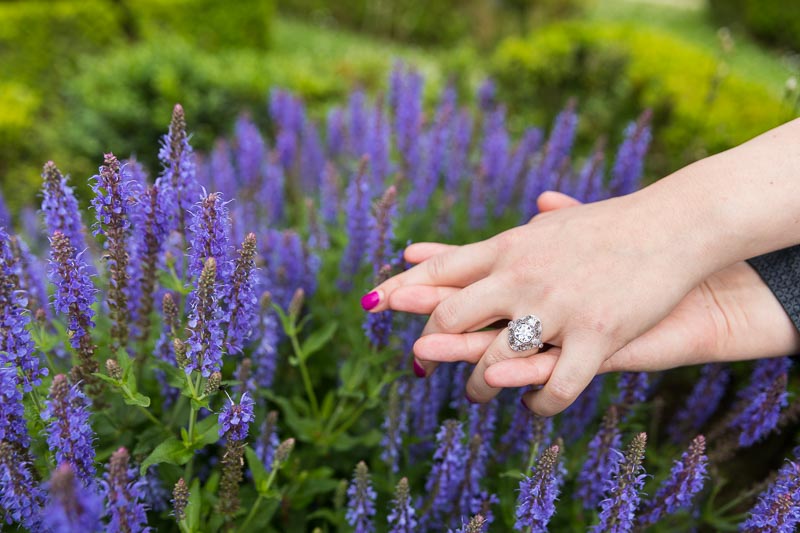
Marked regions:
[364,118,800,416]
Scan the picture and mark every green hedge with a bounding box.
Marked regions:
[492,21,791,177]
[708,0,800,52]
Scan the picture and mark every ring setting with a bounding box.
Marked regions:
[508,315,544,352]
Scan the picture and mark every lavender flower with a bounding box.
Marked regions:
[477,78,497,111]
[172,478,189,522]
[480,107,510,217]
[347,89,369,158]
[252,292,280,388]
[0,365,29,447]
[320,163,341,225]
[130,184,168,341]
[444,110,473,199]
[1,229,47,391]
[573,142,607,203]
[423,420,466,525]
[593,432,648,533]
[185,257,224,377]
[411,367,452,454]
[668,364,730,443]
[326,107,345,158]
[0,189,9,228]
[7,235,49,315]
[219,393,256,442]
[515,444,564,531]
[301,118,326,193]
[224,233,258,354]
[102,447,149,533]
[255,411,280,473]
[156,103,200,236]
[49,231,98,388]
[42,374,97,485]
[364,186,397,347]
[0,440,45,529]
[741,450,800,532]
[731,368,789,447]
[609,110,652,196]
[459,432,490,519]
[91,153,134,349]
[388,477,417,533]
[43,463,104,532]
[381,379,409,473]
[338,159,371,289]
[561,375,605,443]
[577,406,623,509]
[638,435,708,526]
[41,161,88,255]
[522,102,578,220]
[615,372,649,420]
[452,514,488,533]
[188,191,232,284]
[501,389,552,459]
[218,393,255,517]
[346,461,377,533]
[497,126,542,217]
[392,66,423,177]
[141,466,170,513]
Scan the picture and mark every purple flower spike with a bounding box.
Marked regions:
[0,365,29,448]
[224,233,258,354]
[388,477,417,533]
[185,257,224,377]
[577,406,622,509]
[609,110,652,197]
[522,102,578,221]
[338,159,372,289]
[256,411,280,473]
[218,392,256,442]
[326,107,345,158]
[729,357,791,447]
[1,230,47,391]
[515,444,564,531]
[741,449,800,532]
[0,440,45,529]
[444,110,473,199]
[480,106,510,218]
[364,186,398,347]
[381,379,409,474]
[188,191,232,284]
[593,432,648,533]
[638,435,707,527]
[42,374,97,485]
[668,364,730,443]
[156,104,200,236]
[424,419,467,526]
[497,127,542,217]
[561,375,605,443]
[41,161,88,256]
[573,141,607,203]
[477,78,497,111]
[615,371,649,420]
[102,447,149,532]
[347,461,377,533]
[43,463,104,533]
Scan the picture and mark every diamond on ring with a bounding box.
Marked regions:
[508,315,544,352]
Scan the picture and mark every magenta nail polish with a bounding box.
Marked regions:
[360,291,380,311]
[465,393,476,404]
[413,360,426,378]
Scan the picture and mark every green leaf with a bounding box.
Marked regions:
[193,414,220,447]
[116,348,133,375]
[271,303,292,336]
[155,359,187,389]
[245,446,269,493]
[186,478,202,532]
[140,437,193,475]
[91,372,120,386]
[190,397,209,411]
[300,321,338,362]
[123,391,151,407]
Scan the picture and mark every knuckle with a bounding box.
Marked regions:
[426,253,448,281]
[546,378,578,406]
[431,301,460,332]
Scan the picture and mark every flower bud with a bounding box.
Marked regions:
[274,438,295,466]
[289,288,305,318]
[173,338,188,369]
[172,478,189,522]
[106,359,122,380]
[204,371,222,395]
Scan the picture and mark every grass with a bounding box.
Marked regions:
[585,0,796,99]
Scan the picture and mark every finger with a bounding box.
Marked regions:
[388,285,459,315]
[413,330,499,364]
[522,334,609,416]
[404,242,457,264]
[364,240,494,312]
[536,191,582,213]
[464,317,549,403]
[484,348,562,388]
[422,277,509,336]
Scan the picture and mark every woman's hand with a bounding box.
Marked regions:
[364,190,713,415]
[366,192,800,413]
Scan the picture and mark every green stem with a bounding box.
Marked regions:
[289,330,319,418]
[178,519,191,533]
[184,372,203,482]
[240,467,279,532]
[329,401,368,441]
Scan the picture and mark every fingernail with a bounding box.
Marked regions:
[360,291,380,311]
[413,360,426,378]
[465,393,476,404]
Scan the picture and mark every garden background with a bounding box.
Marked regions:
[1,0,800,531]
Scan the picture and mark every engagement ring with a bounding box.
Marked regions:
[508,315,544,352]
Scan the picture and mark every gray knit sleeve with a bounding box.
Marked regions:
[747,245,800,333]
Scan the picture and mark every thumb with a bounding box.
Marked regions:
[537,191,582,213]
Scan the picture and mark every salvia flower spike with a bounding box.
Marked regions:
[593,432,648,533]
[347,461,377,533]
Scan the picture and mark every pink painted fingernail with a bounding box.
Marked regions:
[465,393,476,404]
[413,360,426,378]
[360,291,380,311]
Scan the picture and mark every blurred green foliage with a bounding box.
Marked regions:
[708,0,800,52]
[492,21,791,178]
[0,0,274,214]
